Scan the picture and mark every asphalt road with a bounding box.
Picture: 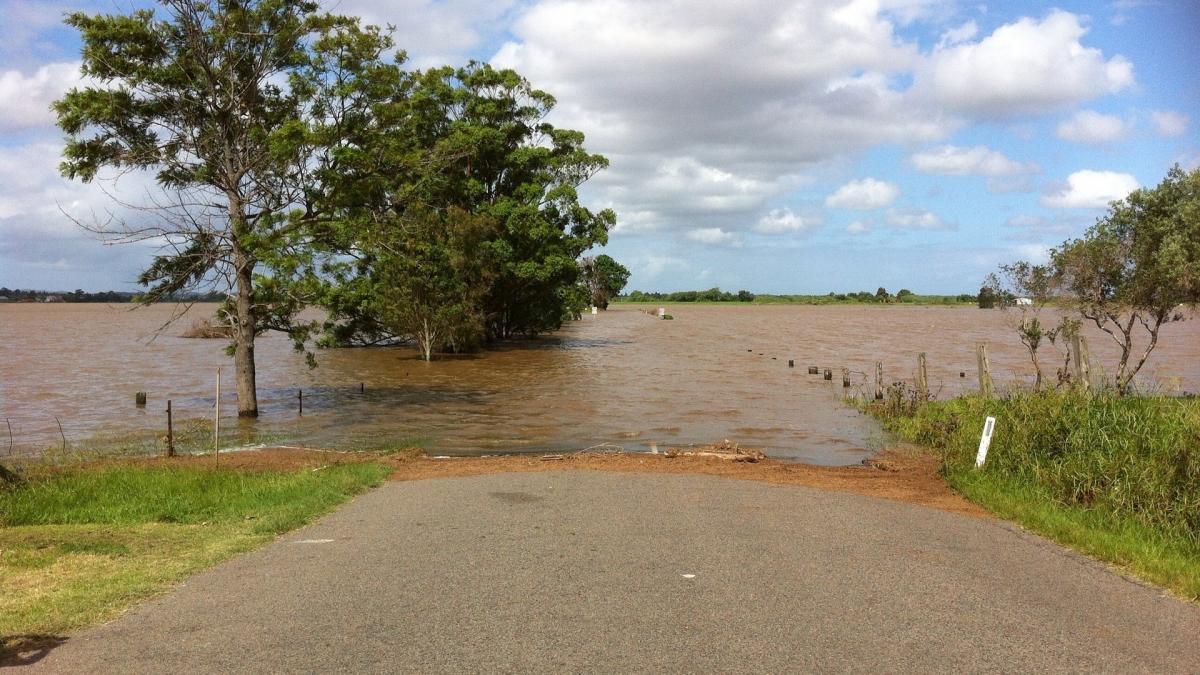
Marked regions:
[21,472,1200,673]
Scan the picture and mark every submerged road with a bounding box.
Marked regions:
[21,472,1200,673]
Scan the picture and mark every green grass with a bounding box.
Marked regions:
[872,390,1200,601]
[0,461,389,659]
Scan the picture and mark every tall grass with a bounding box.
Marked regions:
[874,390,1200,599]
[883,391,1200,539]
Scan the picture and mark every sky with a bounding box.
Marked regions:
[0,0,1197,294]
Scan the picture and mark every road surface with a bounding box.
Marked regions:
[19,472,1200,673]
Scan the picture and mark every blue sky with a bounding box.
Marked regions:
[0,0,1196,294]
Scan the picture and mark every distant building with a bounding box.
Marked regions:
[42,295,65,303]
[0,296,11,303]
[1015,297,1033,306]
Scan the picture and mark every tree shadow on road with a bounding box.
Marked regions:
[1,634,68,667]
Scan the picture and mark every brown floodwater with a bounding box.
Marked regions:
[1,303,1197,464]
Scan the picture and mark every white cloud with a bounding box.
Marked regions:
[1055,110,1129,144]
[0,62,82,132]
[1150,110,1189,137]
[493,0,955,237]
[1041,170,1139,208]
[686,227,742,247]
[1013,243,1052,265]
[937,20,978,48]
[825,178,900,210]
[917,10,1134,117]
[634,254,688,279]
[753,208,819,234]
[846,220,869,235]
[910,144,1035,176]
[332,0,518,68]
[885,208,950,230]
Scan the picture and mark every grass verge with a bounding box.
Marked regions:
[871,390,1200,601]
[0,459,389,663]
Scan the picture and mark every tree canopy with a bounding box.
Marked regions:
[994,164,1199,392]
[57,0,623,385]
[581,254,631,310]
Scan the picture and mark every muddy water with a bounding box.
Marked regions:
[2,303,1198,464]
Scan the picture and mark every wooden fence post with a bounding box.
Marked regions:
[916,352,929,402]
[874,362,884,400]
[841,367,851,389]
[1071,334,1090,392]
[166,400,175,457]
[977,344,993,399]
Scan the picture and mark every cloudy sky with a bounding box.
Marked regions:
[1,0,1197,293]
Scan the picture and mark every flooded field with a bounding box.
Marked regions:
[1,303,1197,464]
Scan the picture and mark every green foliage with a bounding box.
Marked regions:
[581,254,631,309]
[996,165,1200,392]
[874,390,1200,598]
[878,391,1200,541]
[977,285,998,309]
[54,0,388,413]
[313,61,615,350]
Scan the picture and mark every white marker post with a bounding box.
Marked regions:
[975,416,996,468]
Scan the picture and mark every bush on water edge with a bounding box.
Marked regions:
[873,390,1200,600]
[0,462,390,649]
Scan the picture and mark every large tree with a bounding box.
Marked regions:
[316,62,616,349]
[581,254,631,310]
[1052,165,1199,392]
[55,0,382,416]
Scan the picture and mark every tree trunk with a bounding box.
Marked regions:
[232,239,259,417]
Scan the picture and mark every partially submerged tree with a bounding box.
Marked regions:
[1052,165,1199,392]
[996,165,1199,393]
[988,262,1076,390]
[581,254,631,310]
[55,0,379,416]
[317,62,616,349]
[371,208,496,360]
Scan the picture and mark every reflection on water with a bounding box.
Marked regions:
[2,303,1197,464]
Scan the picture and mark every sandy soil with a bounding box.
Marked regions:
[130,444,984,518]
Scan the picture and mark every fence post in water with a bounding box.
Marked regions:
[841,367,851,389]
[135,391,147,407]
[916,353,929,402]
[808,366,819,375]
[360,382,365,394]
[298,389,303,416]
[166,400,175,457]
[1070,334,1090,393]
[874,362,884,400]
[788,360,794,368]
[823,368,833,381]
[976,344,993,399]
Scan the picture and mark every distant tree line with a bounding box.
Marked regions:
[620,287,976,304]
[0,288,224,303]
[622,288,756,303]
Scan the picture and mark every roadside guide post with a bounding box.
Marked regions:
[975,416,996,468]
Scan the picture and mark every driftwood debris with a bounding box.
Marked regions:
[663,440,765,463]
[181,318,234,339]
